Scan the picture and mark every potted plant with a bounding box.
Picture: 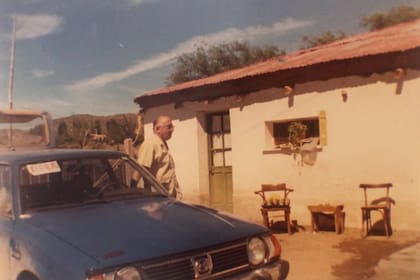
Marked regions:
[287,121,307,152]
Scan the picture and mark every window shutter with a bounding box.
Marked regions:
[318,110,327,146]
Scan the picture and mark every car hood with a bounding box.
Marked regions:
[22,197,266,266]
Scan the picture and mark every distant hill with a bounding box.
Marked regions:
[53,113,138,134]
[53,113,139,149]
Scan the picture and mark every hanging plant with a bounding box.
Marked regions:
[288,121,308,151]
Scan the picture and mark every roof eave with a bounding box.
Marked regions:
[135,47,420,110]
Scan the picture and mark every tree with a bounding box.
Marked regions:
[360,5,420,31]
[106,118,126,144]
[167,41,284,85]
[56,121,70,146]
[300,31,347,49]
[104,115,137,145]
[69,118,90,148]
[119,114,137,141]
[94,120,102,134]
[57,121,68,136]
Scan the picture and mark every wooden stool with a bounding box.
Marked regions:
[308,204,345,234]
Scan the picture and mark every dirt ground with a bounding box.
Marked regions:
[274,225,420,280]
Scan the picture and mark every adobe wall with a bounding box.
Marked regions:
[230,69,420,230]
[141,69,420,230]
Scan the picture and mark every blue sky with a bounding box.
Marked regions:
[0,0,418,118]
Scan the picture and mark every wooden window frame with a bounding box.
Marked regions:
[265,111,327,150]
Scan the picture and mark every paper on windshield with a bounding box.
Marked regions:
[26,161,61,176]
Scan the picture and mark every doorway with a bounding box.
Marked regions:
[207,112,233,212]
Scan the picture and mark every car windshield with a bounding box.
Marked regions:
[19,154,166,213]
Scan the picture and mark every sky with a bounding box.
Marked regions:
[0,0,419,118]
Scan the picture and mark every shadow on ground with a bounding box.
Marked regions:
[332,236,420,279]
[270,220,305,234]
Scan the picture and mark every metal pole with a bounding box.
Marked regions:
[8,16,16,110]
[7,16,16,148]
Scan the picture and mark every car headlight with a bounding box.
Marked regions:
[247,237,267,265]
[87,266,142,280]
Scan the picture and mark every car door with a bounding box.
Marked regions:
[0,217,12,280]
[0,165,12,279]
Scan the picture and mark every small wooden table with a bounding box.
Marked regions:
[308,204,344,234]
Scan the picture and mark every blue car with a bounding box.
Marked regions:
[0,149,287,280]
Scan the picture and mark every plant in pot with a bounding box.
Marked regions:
[288,121,308,154]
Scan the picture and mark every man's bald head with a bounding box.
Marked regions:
[153,116,174,141]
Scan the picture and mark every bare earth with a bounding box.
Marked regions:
[275,227,420,280]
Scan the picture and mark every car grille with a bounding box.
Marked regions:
[140,242,250,280]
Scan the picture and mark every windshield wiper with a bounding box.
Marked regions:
[99,189,167,200]
[100,190,146,199]
[25,198,111,212]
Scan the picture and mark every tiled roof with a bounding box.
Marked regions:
[135,19,420,106]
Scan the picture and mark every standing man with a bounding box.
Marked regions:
[137,115,180,198]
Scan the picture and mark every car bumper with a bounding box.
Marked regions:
[230,260,289,280]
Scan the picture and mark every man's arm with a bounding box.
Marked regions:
[137,140,154,168]
[131,141,154,188]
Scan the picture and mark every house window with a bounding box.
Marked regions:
[265,110,327,149]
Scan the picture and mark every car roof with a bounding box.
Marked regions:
[0,109,49,123]
[0,149,127,165]
[0,109,55,150]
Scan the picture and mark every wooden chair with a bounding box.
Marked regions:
[360,183,394,238]
[254,184,294,234]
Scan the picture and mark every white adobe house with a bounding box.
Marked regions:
[134,19,420,231]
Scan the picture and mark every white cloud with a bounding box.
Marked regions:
[121,0,156,7]
[14,97,73,113]
[115,84,146,94]
[65,18,315,93]
[20,0,42,4]
[50,98,73,106]
[126,0,145,6]
[174,17,315,51]
[14,14,62,40]
[31,68,55,78]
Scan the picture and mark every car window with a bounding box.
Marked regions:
[0,165,12,217]
[19,155,164,213]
